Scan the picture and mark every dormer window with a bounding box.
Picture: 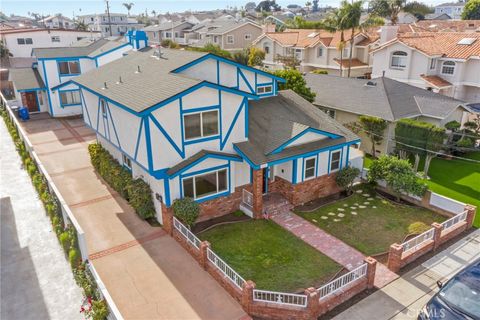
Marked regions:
[257,85,273,95]
[441,61,455,75]
[390,51,407,68]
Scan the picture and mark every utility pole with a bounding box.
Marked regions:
[105,0,112,36]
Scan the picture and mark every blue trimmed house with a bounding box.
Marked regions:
[9,32,149,117]
[61,45,362,223]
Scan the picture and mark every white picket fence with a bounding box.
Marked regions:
[317,263,368,299]
[402,228,435,254]
[173,216,201,250]
[441,210,468,233]
[252,289,308,307]
[207,248,246,290]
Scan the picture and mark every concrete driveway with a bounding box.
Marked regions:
[18,113,247,320]
[333,228,480,320]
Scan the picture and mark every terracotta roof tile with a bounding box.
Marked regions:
[420,75,452,88]
[333,58,368,68]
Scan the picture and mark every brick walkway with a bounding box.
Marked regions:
[271,212,398,288]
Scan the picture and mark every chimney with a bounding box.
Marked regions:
[379,25,399,45]
[263,23,276,33]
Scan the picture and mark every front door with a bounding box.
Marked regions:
[262,168,269,194]
[23,91,39,112]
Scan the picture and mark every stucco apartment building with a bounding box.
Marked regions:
[52,38,361,224]
[77,13,143,37]
[371,30,480,104]
[253,28,379,77]
[434,1,466,20]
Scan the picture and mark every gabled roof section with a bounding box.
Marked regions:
[9,68,46,91]
[305,74,465,122]
[234,90,358,166]
[143,21,193,32]
[32,38,128,59]
[167,150,242,177]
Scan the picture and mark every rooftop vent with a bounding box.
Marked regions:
[135,65,141,73]
[102,81,108,90]
[365,81,377,87]
[116,76,123,84]
[307,32,318,38]
[458,38,476,45]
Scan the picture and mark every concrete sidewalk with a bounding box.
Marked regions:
[17,113,247,320]
[333,229,480,320]
[0,119,84,320]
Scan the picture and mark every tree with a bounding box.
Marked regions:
[368,155,427,201]
[0,40,11,58]
[370,0,406,25]
[233,49,249,65]
[464,118,480,135]
[336,166,361,194]
[256,0,281,12]
[247,47,265,66]
[188,43,232,59]
[151,10,156,17]
[462,0,480,19]
[358,115,388,157]
[172,198,200,228]
[313,0,320,12]
[305,1,312,12]
[271,69,316,102]
[403,1,434,19]
[75,20,88,31]
[322,6,350,76]
[123,2,134,16]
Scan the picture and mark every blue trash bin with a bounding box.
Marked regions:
[18,106,30,121]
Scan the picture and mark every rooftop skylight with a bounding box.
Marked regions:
[457,38,477,45]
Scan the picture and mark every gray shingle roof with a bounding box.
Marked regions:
[9,68,45,90]
[305,74,465,122]
[167,150,241,176]
[234,90,358,166]
[143,21,192,32]
[32,39,126,59]
[73,48,207,113]
[208,21,260,35]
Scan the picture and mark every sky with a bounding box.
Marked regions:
[2,0,446,18]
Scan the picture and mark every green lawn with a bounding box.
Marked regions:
[199,220,341,292]
[296,185,445,256]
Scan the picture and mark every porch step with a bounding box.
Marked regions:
[263,193,294,216]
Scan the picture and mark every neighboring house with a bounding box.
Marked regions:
[9,34,137,116]
[414,19,480,32]
[39,15,75,29]
[264,15,289,29]
[424,13,452,20]
[3,16,36,28]
[0,28,101,57]
[143,21,194,45]
[253,28,379,77]
[190,20,263,51]
[434,1,466,20]
[371,32,480,103]
[77,13,143,36]
[57,47,361,224]
[306,74,471,155]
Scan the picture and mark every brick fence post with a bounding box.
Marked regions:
[252,169,263,219]
[465,205,477,228]
[199,241,210,270]
[387,243,403,273]
[432,222,443,251]
[161,204,174,236]
[241,280,256,313]
[305,287,320,318]
[365,257,377,289]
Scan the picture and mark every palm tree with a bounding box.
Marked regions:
[322,6,349,77]
[342,0,384,77]
[75,20,88,31]
[122,2,134,16]
[151,10,156,18]
[305,1,312,12]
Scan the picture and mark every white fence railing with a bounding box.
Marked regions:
[173,216,201,250]
[317,263,367,299]
[441,210,468,233]
[402,228,435,254]
[430,192,466,214]
[242,189,253,208]
[253,289,308,307]
[207,247,246,290]
[89,263,124,320]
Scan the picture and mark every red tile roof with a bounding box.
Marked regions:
[420,75,453,88]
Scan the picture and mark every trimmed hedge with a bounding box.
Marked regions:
[88,143,156,220]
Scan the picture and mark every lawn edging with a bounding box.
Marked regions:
[0,96,122,320]
[166,211,378,320]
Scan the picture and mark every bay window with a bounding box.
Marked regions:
[184,110,219,140]
[183,168,228,200]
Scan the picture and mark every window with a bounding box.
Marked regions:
[245,34,252,40]
[77,37,85,41]
[317,47,323,57]
[51,36,60,43]
[165,32,172,38]
[227,35,234,44]
[213,36,219,43]
[324,109,335,119]
[59,90,81,106]
[183,110,219,141]
[257,85,273,94]
[430,59,436,70]
[58,61,80,75]
[342,47,349,58]
[390,51,407,68]
[441,61,455,75]
[182,168,228,200]
[122,154,132,170]
[100,99,107,117]
[330,150,341,172]
[25,38,33,44]
[17,38,33,45]
[264,44,270,54]
[304,157,316,180]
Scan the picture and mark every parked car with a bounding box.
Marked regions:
[418,258,480,320]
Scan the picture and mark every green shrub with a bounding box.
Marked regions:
[311,69,328,74]
[126,179,155,219]
[59,231,71,254]
[69,248,80,269]
[172,197,199,228]
[336,166,360,194]
[32,173,47,194]
[91,300,109,320]
[408,222,430,235]
[88,143,102,170]
[73,263,98,299]
[160,39,179,48]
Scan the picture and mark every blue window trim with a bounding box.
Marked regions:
[17,87,46,92]
[57,59,82,77]
[292,159,297,184]
[41,60,54,116]
[168,154,241,179]
[179,164,231,203]
[302,155,317,182]
[58,88,82,108]
[328,148,343,174]
[79,90,92,127]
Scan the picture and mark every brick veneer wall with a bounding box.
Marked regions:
[269,174,341,206]
[196,185,252,222]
